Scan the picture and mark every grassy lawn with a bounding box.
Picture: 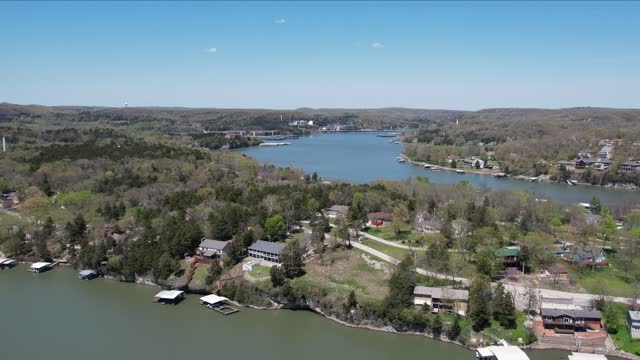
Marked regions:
[296,248,391,300]
[482,311,534,344]
[249,265,271,279]
[607,302,640,355]
[360,237,412,260]
[575,252,640,297]
[365,224,414,242]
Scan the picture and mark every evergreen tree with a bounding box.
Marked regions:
[264,214,287,242]
[281,241,305,278]
[447,316,462,340]
[432,314,443,335]
[384,256,416,309]
[590,196,602,215]
[347,192,368,231]
[206,261,223,286]
[469,275,492,331]
[270,266,286,287]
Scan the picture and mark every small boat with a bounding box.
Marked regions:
[423,164,431,169]
[456,170,465,174]
[397,158,406,163]
[566,180,574,185]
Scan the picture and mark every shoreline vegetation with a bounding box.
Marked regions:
[2,103,640,359]
[399,153,640,191]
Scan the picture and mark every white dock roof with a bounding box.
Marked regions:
[30,262,51,269]
[200,294,229,305]
[568,353,607,360]
[154,290,184,300]
[477,346,530,360]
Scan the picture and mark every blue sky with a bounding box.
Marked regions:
[1,1,639,110]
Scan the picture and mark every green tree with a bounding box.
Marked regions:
[265,214,287,242]
[391,203,409,239]
[281,241,305,278]
[451,160,457,168]
[154,252,179,281]
[475,247,502,278]
[384,256,416,309]
[432,314,443,335]
[469,275,492,331]
[206,261,223,286]
[344,290,358,313]
[603,303,620,334]
[347,192,368,231]
[589,196,602,215]
[447,316,462,340]
[65,214,87,246]
[270,266,286,287]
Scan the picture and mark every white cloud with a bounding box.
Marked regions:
[274,18,286,24]
[370,42,384,49]
[204,48,217,53]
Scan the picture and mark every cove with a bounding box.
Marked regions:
[0,265,574,360]
[242,133,640,205]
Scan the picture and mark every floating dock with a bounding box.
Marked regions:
[200,294,239,315]
[259,142,290,147]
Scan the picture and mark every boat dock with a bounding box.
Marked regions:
[153,290,185,304]
[0,258,17,269]
[200,294,239,315]
[259,142,290,147]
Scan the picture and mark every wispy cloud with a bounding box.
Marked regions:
[204,47,217,53]
[274,18,286,24]
[370,42,384,49]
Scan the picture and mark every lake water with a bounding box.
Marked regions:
[0,265,573,360]
[242,133,640,205]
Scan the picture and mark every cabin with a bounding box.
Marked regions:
[153,290,185,304]
[627,311,640,339]
[198,239,230,259]
[248,240,287,264]
[476,346,530,360]
[29,262,52,273]
[325,205,349,219]
[620,161,640,173]
[595,160,612,171]
[79,269,98,280]
[0,258,17,269]
[496,246,521,267]
[541,308,602,333]
[413,286,469,316]
[565,246,607,267]
[575,158,596,169]
[546,266,569,283]
[463,158,485,168]
[367,212,393,226]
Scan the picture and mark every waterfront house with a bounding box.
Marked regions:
[463,158,485,168]
[367,212,393,226]
[496,246,521,268]
[595,159,612,171]
[29,262,52,273]
[546,266,569,283]
[628,311,640,339]
[198,239,231,259]
[620,161,640,173]
[413,286,469,316]
[541,307,602,333]
[325,205,349,219]
[565,246,607,267]
[153,290,184,304]
[575,158,596,169]
[248,240,287,264]
[79,269,98,280]
[446,155,460,163]
[476,346,530,360]
[633,141,640,146]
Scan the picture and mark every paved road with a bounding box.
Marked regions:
[357,230,428,251]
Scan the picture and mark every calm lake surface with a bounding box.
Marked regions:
[0,265,573,360]
[242,133,640,205]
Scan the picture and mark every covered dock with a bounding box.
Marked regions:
[29,262,52,273]
[0,258,17,269]
[79,269,98,280]
[476,345,530,360]
[152,290,185,305]
[568,353,607,360]
[199,294,239,315]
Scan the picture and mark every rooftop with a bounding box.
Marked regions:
[568,353,607,360]
[199,239,230,250]
[541,307,602,319]
[476,346,530,360]
[414,286,469,301]
[155,290,184,300]
[629,311,640,321]
[248,240,287,255]
[79,269,97,276]
[200,294,229,305]
[30,262,51,269]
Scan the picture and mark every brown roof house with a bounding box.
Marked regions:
[198,239,231,259]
